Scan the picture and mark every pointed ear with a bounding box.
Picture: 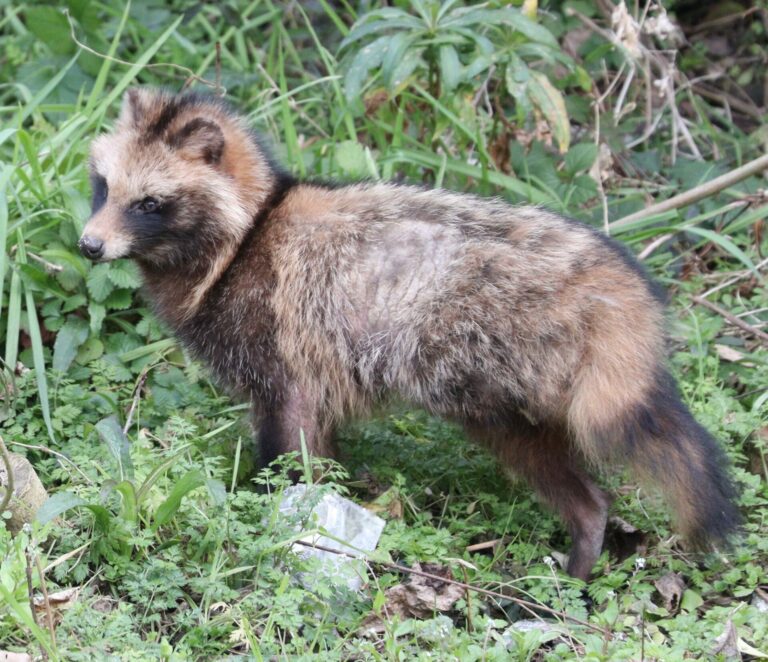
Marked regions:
[119,88,151,127]
[168,118,225,165]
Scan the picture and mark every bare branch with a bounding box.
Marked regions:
[611,153,768,228]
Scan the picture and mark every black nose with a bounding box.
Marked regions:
[79,235,104,260]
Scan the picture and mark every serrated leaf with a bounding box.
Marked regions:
[107,261,141,288]
[528,71,570,153]
[104,288,133,310]
[86,263,113,301]
[680,589,704,612]
[53,316,89,372]
[153,470,206,528]
[61,294,86,313]
[565,143,598,174]
[336,140,368,176]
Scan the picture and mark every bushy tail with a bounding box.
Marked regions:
[569,367,741,550]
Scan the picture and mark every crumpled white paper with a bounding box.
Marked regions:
[279,484,386,591]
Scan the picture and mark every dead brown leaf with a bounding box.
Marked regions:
[32,587,79,609]
[604,516,647,564]
[364,486,404,519]
[711,619,742,660]
[360,563,465,634]
[654,572,685,614]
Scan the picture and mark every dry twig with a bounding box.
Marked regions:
[25,546,47,660]
[64,9,224,95]
[0,434,14,515]
[292,539,609,636]
[9,442,93,486]
[35,554,57,648]
[692,296,768,345]
[123,371,149,435]
[611,152,768,228]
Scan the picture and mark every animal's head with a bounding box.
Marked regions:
[79,89,273,267]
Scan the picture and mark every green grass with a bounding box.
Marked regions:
[1,1,767,659]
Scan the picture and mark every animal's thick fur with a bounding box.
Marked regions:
[80,89,740,580]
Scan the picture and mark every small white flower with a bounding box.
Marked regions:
[543,555,556,568]
[635,557,646,570]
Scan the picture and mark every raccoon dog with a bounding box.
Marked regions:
[79,89,739,580]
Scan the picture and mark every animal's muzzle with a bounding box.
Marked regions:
[79,235,105,261]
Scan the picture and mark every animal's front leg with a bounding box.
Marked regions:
[255,383,334,470]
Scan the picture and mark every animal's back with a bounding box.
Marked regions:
[267,182,665,425]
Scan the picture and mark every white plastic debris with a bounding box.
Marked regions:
[279,484,386,591]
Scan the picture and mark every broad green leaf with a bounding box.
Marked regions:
[344,34,391,101]
[40,248,88,278]
[86,263,113,301]
[25,6,74,55]
[53,316,89,372]
[390,47,425,91]
[153,470,206,527]
[527,71,570,153]
[36,491,111,531]
[76,337,104,364]
[381,32,418,89]
[96,415,133,481]
[445,8,557,47]
[439,45,462,92]
[62,293,87,313]
[112,480,138,523]
[340,12,420,49]
[206,478,227,507]
[88,301,106,334]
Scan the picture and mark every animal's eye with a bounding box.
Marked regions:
[138,197,159,213]
[90,174,108,213]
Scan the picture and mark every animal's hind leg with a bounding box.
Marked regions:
[467,420,610,580]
